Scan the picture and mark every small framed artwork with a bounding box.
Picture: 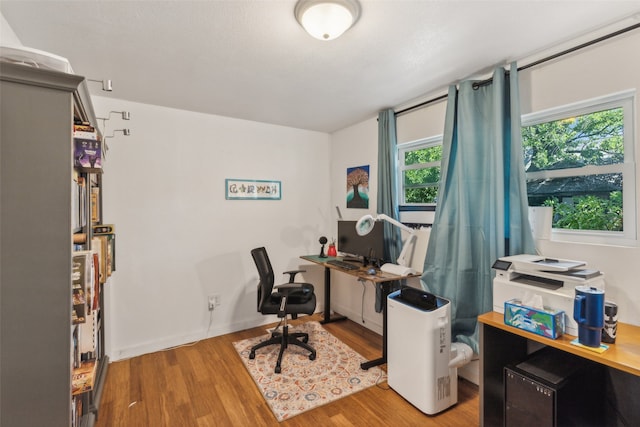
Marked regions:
[225,179,281,200]
[346,165,369,208]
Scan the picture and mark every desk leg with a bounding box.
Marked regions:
[361,281,391,370]
[320,266,347,324]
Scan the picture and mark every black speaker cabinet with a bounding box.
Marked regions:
[504,347,604,427]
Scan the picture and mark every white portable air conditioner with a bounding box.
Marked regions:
[387,288,472,414]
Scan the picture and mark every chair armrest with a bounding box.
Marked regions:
[274,283,305,291]
[283,269,306,283]
[273,283,313,317]
[274,282,314,298]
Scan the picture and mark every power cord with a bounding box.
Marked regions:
[359,278,367,324]
[123,305,215,409]
[269,318,284,335]
[163,304,215,350]
[376,376,391,390]
[206,306,214,337]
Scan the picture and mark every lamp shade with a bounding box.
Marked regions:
[295,0,361,41]
[356,214,376,236]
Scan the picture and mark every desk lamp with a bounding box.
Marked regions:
[356,214,417,276]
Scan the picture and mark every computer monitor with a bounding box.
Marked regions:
[337,220,386,265]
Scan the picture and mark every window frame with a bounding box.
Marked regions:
[397,135,443,208]
[521,89,637,246]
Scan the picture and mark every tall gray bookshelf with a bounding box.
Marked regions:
[1,62,108,427]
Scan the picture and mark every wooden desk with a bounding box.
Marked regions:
[479,311,640,426]
[300,255,419,370]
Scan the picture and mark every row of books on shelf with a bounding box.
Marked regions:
[71,228,114,334]
[95,226,116,278]
[71,311,102,397]
[71,231,115,325]
[71,393,85,426]
[70,224,116,410]
[72,251,98,325]
[72,359,97,396]
[72,173,86,232]
[74,123,102,173]
[71,357,99,426]
[72,223,116,271]
[73,313,98,363]
[72,173,100,232]
[71,226,115,326]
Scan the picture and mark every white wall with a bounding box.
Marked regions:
[93,96,331,360]
[327,118,389,332]
[396,100,447,145]
[0,11,21,46]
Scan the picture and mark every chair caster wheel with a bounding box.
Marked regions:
[275,366,281,374]
[309,353,316,361]
[249,351,255,359]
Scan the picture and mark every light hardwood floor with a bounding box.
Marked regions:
[95,314,479,426]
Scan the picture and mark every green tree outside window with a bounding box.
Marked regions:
[522,107,624,231]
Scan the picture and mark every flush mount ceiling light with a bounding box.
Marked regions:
[294,0,361,41]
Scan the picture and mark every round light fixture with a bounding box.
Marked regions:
[294,0,361,41]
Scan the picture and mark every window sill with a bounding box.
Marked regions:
[547,229,638,248]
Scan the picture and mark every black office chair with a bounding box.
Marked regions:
[249,247,317,373]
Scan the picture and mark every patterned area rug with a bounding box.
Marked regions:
[233,321,386,421]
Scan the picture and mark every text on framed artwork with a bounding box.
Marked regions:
[225,179,281,200]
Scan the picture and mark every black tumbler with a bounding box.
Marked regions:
[602,301,618,344]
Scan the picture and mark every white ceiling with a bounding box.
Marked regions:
[2,1,640,133]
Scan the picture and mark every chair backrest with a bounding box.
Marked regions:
[251,247,275,312]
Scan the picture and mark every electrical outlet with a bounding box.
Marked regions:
[208,295,220,311]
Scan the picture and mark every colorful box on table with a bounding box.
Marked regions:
[504,299,565,339]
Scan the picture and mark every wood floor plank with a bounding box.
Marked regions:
[95,314,479,426]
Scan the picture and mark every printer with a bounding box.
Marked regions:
[492,254,605,336]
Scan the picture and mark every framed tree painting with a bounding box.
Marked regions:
[346,165,369,208]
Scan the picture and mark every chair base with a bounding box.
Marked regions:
[249,325,316,373]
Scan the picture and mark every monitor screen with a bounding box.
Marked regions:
[337,220,386,263]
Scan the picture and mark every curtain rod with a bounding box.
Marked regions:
[394,21,640,117]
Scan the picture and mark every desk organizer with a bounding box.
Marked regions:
[504,299,565,339]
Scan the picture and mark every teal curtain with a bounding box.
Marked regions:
[422,64,536,353]
[375,109,402,313]
[377,109,401,264]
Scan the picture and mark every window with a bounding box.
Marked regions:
[521,90,636,244]
[397,135,443,206]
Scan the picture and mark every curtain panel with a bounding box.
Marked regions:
[375,109,403,312]
[377,109,401,263]
[422,64,536,353]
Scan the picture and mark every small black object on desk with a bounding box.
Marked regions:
[319,236,328,258]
